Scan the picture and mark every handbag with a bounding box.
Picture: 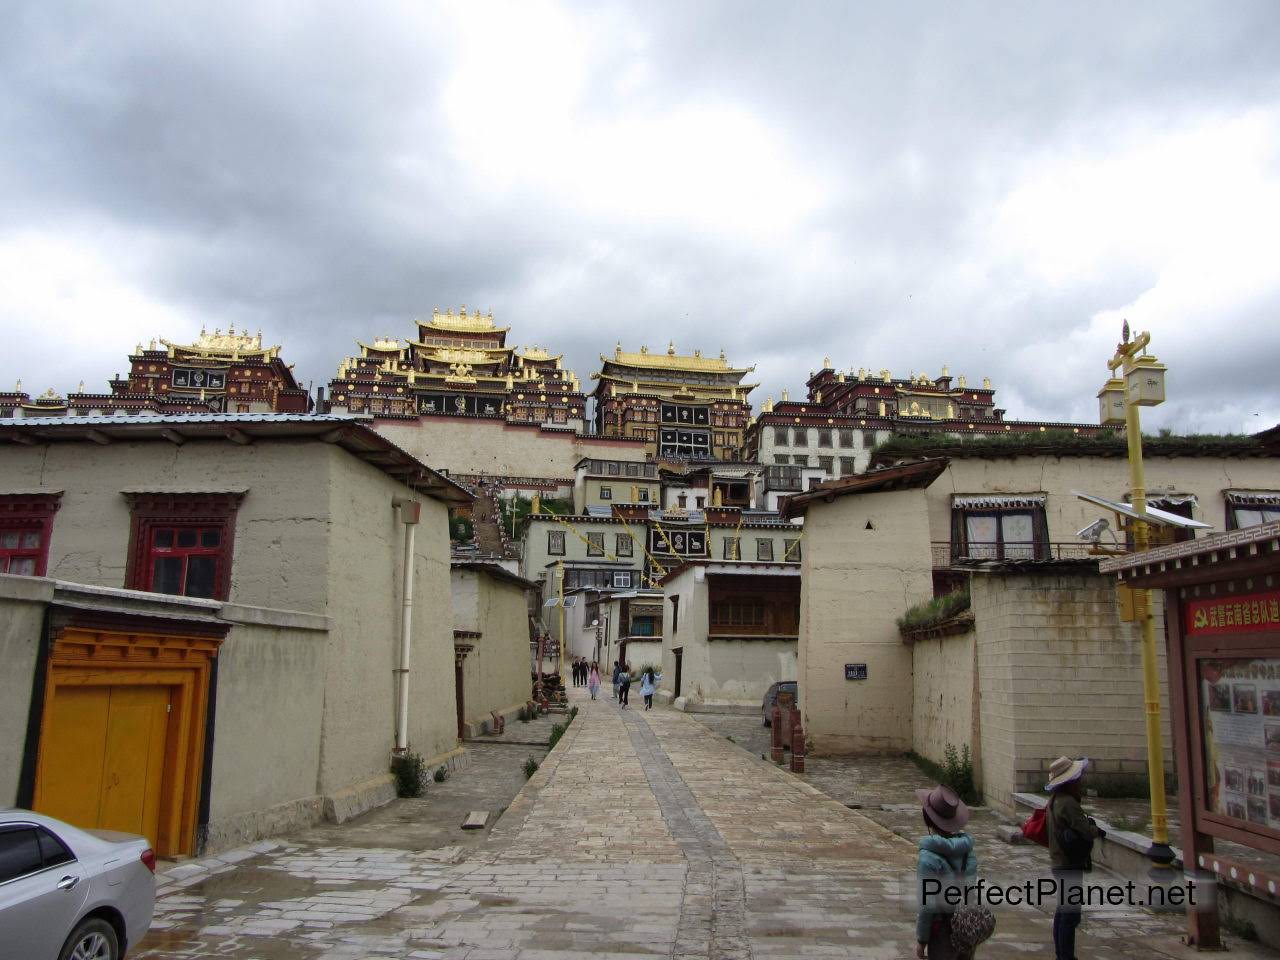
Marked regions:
[951,902,996,953]
[1021,807,1049,846]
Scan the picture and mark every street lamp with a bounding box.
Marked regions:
[1099,321,1174,871]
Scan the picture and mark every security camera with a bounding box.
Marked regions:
[1077,518,1110,544]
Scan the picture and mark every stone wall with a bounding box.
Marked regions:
[798,487,935,754]
[0,575,48,805]
[910,626,979,781]
[454,568,533,732]
[374,417,646,480]
[971,569,1172,813]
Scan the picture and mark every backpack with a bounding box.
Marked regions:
[936,847,996,954]
[1021,807,1049,846]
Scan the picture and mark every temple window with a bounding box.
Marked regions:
[818,456,834,472]
[773,427,787,445]
[547,530,565,556]
[839,429,854,447]
[951,494,1048,561]
[1225,492,1280,530]
[792,455,809,467]
[586,533,605,557]
[124,492,244,601]
[599,486,612,500]
[774,455,789,465]
[792,428,808,446]
[783,539,802,561]
[839,456,856,475]
[756,538,775,561]
[0,493,61,576]
[616,534,633,557]
[723,536,741,560]
[818,429,833,447]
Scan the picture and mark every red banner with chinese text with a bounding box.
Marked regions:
[1187,591,1280,637]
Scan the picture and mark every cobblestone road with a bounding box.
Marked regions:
[134,694,1275,959]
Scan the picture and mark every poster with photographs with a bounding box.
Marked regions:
[1202,658,1280,831]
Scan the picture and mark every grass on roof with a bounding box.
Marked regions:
[871,429,1261,462]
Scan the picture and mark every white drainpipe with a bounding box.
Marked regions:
[392,498,421,753]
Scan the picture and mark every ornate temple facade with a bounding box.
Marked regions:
[0,328,310,418]
[590,343,756,461]
[746,360,1114,492]
[325,307,586,429]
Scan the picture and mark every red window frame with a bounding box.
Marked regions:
[124,492,244,601]
[0,494,62,577]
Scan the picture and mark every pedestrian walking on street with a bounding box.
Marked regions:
[612,660,623,701]
[1045,757,1103,960]
[574,658,583,687]
[639,666,661,710]
[914,784,983,960]
[618,662,632,708]
[588,661,601,700]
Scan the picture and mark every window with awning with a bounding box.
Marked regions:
[951,493,1048,561]
[1226,491,1280,530]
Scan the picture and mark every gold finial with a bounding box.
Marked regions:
[941,364,949,377]
[135,342,142,354]
[881,369,891,382]
[446,307,454,317]
[667,341,676,356]
[149,338,156,350]
[983,376,992,389]
[615,341,622,356]
[958,374,967,388]
[764,396,773,412]
[782,388,790,401]
[879,399,886,415]
[719,348,726,360]
[228,323,235,335]
[15,379,22,391]
[78,380,85,392]
[694,349,702,358]
[200,324,207,336]
[459,303,467,316]
[823,355,831,369]
[640,344,648,354]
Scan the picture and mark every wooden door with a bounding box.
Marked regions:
[37,684,171,847]
[673,648,683,698]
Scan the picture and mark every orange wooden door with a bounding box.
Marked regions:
[37,684,171,848]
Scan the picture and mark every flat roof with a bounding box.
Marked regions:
[0,413,473,507]
[658,559,802,584]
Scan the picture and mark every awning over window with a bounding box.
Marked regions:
[1146,493,1198,507]
[1226,490,1280,506]
[952,493,1046,509]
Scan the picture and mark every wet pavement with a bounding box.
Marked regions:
[133,694,1280,959]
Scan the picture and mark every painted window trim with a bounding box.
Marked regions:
[0,493,62,577]
[123,492,245,601]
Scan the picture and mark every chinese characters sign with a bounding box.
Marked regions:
[1187,591,1280,636]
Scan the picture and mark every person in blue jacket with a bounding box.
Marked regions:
[915,784,978,960]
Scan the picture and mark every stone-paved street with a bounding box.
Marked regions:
[133,693,1280,959]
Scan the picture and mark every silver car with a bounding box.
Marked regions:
[0,809,155,959]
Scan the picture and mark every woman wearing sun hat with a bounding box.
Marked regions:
[914,784,980,960]
[1045,756,1104,960]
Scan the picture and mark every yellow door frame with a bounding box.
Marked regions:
[33,628,220,857]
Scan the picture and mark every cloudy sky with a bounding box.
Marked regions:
[2,1,1278,432]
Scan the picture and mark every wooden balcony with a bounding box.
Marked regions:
[931,541,1098,568]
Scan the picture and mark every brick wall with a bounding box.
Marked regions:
[973,569,1172,813]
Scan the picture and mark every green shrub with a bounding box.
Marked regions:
[523,757,539,778]
[391,751,428,798]
[907,743,980,806]
[897,585,971,633]
[568,706,579,722]
[548,723,566,749]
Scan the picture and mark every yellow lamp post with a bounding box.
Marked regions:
[557,560,566,684]
[1099,321,1174,870]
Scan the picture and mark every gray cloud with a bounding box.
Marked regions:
[2,0,1278,433]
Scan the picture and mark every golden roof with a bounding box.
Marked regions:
[359,338,405,353]
[601,342,754,374]
[517,346,562,362]
[163,327,280,359]
[417,305,509,334]
[425,347,507,367]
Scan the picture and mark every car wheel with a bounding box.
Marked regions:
[59,917,119,960]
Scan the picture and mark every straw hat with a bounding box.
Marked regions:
[915,784,970,833]
[1045,756,1089,791]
